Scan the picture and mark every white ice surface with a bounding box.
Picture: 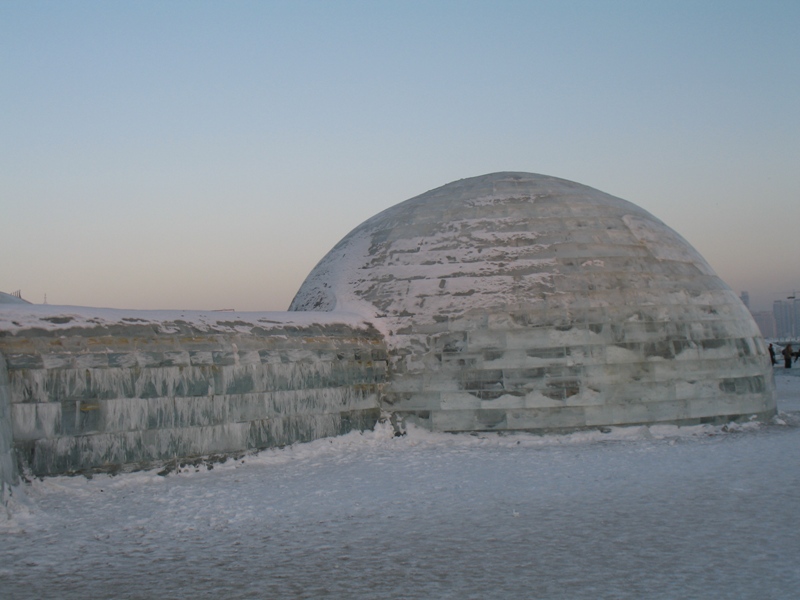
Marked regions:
[0,304,372,335]
[2,370,799,599]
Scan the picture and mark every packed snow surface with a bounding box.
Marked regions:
[2,371,799,599]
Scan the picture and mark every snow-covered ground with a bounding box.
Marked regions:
[2,370,799,600]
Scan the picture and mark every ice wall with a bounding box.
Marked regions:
[0,354,18,505]
[0,310,387,476]
[385,299,776,431]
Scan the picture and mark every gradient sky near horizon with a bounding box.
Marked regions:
[2,1,799,313]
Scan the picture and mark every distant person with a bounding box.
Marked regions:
[783,344,793,368]
[769,343,776,365]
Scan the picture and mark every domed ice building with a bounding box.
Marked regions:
[291,172,776,431]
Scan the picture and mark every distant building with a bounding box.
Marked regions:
[773,301,790,337]
[740,291,750,310]
[773,300,798,338]
[752,311,776,338]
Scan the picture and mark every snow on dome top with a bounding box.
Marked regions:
[289,171,715,324]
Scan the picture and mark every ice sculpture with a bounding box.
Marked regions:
[291,172,775,431]
[0,172,777,481]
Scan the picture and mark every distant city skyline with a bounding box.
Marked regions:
[2,1,798,313]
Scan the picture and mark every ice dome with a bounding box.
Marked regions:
[291,172,775,431]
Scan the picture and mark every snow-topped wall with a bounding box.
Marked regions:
[0,307,386,478]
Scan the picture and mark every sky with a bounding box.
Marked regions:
[2,0,798,313]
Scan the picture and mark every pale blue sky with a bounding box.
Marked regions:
[2,0,798,312]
